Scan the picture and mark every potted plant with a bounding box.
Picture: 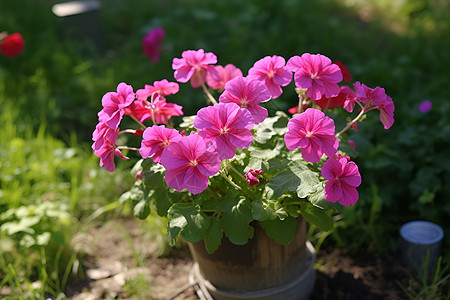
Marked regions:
[92,49,394,299]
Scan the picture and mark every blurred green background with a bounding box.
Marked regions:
[1,0,449,298]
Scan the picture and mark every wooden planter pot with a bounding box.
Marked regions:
[188,217,315,300]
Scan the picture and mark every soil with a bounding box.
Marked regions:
[66,217,410,300]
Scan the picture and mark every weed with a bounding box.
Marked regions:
[398,256,450,300]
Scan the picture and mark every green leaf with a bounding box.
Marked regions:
[418,189,435,204]
[300,202,333,231]
[119,182,145,205]
[133,199,150,220]
[20,234,36,248]
[220,198,254,245]
[265,160,320,200]
[153,187,173,216]
[259,216,297,245]
[131,159,144,177]
[249,147,281,160]
[167,203,210,244]
[253,115,280,143]
[143,163,166,188]
[272,111,289,134]
[251,200,269,220]
[246,157,268,172]
[289,161,319,198]
[265,169,300,199]
[204,217,223,254]
[1,217,39,235]
[308,183,329,209]
[36,232,51,246]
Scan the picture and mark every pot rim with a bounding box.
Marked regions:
[400,220,444,245]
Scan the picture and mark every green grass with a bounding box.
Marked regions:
[0,0,449,298]
[0,76,132,298]
[398,256,450,300]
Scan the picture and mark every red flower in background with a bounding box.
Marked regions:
[142,27,165,63]
[0,32,25,57]
[315,85,356,111]
[334,60,352,82]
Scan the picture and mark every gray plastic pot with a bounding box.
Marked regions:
[399,220,444,273]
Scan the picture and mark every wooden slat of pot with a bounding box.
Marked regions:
[188,217,309,292]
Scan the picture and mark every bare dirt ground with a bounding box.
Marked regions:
[66,217,409,300]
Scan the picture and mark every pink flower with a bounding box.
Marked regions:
[245,169,263,186]
[341,86,358,113]
[92,121,118,151]
[219,76,271,124]
[284,108,339,163]
[136,79,179,101]
[287,53,342,100]
[334,60,352,82]
[321,157,361,207]
[378,96,395,129]
[172,49,217,88]
[98,82,135,129]
[0,32,25,57]
[126,94,183,124]
[418,100,432,113]
[314,85,357,112]
[140,125,182,163]
[206,64,243,90]
[92,126,128,172]
[152,98,184,124]
[353,82,395,129]
[142,27,165,63]
[194,102,254,159]
[95,143,129,173]
[353,82,387,106]
[160,134,221,194]
[247,55,292,99]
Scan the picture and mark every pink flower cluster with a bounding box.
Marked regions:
[93,48,395,205]
[286,55,394,131]
[92,81,183,172]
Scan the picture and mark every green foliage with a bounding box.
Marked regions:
[123,113,338,252]
[0,0,449,296]
[0,81,129,298]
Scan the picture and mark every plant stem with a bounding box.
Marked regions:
[150,108,157,125]
[228,164,247,182]
[117,146,140,151]
[335,101,366,138]
[219,170,241,191]
[118,129,139,135]
[129,114,147,130]
[202,81,218,105]
[297,94,305,114]
[196,72,218,105]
